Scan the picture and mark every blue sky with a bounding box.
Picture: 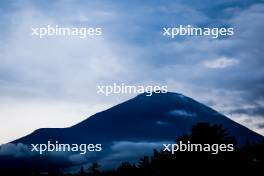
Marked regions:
[0,0,264,144]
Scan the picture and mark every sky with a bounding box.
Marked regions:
[0,0,264,144]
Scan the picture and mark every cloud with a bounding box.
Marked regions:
[0,142,75,171]
[202,57,239,69]
[156,121,168,125]
[0,1,139,143]
[99,141,171,169]
[230,106,264,117]
[0,140,170,171]
[0,0,264,145]
[230,114,264,136]
[257,123,264,129]
[0,142,101,171]
[0,143,30,157]
[169,110,197,117]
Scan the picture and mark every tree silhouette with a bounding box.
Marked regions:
[138,156,150,168]
[116,162,137,176]
[190,122,236,145]
[88,162,100,176]
[79,166,85,176]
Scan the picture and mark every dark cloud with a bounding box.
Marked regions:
[257,123,264,129]
[230,107,264,117]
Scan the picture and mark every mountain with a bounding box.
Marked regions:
[13,92,263,145]
[0,92,262,172]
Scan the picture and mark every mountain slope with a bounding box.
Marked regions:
[13,92,263,146]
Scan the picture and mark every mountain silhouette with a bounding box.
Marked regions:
[13,92,263,145]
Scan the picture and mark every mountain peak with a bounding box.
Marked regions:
[134,91,185,101]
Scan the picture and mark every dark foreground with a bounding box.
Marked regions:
[1,122,264,176]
